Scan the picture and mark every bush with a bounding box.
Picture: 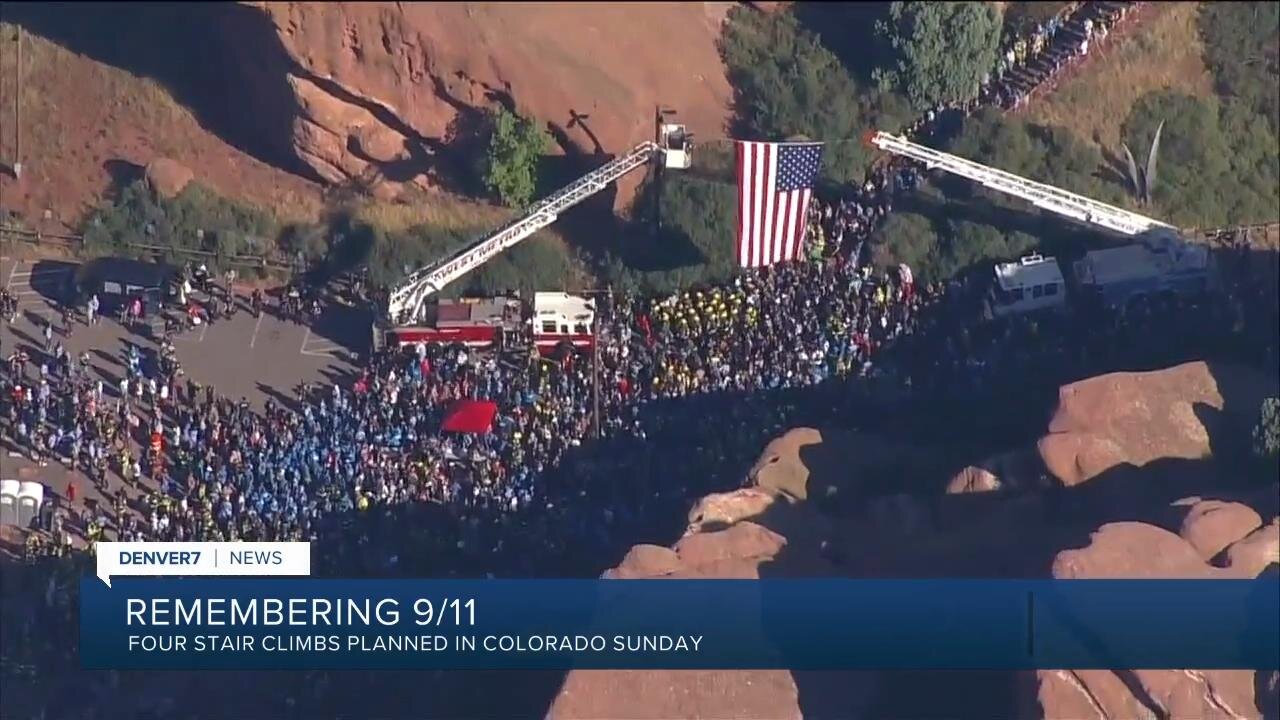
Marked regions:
[603,174,740,295]
[1252,396,1280,476]
[279,222,331,266]
[468,236,577,297]
[947,108,1122,205]
[719,5,912,185]
[330,214,575,298]
[869,211,941,280]
[1122,90,1279,227]
[941,220,1036,275]
[479,107,551,208]
[1198,2,1280,136]
[82,180,279,269]
[869,211,1037,284]
[873,2,1003,111]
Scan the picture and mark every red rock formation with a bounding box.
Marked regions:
[1042,520,1274,719]
[144,158,195,199]
[1038,362,1223,486]
[1179,500,1263,562]
[552,521,802,720]
[550,363,1279,719]
[239,2,734,206]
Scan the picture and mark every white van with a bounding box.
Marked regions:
[989,254,1068,318]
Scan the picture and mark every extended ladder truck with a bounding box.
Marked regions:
[866,131,1217,317]
[373,113,693,352]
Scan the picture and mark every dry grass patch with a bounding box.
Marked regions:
[351,191,514,235]
[1026,2,1215,151]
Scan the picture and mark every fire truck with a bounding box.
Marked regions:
[868,131,1218,318]
[381,292,597,354]
[373,110,692,353]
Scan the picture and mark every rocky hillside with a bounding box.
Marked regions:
[238,1,733,205]
[547,361,1280,719]
[1,2,732,231]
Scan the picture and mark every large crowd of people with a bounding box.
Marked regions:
[1,1,1274,716]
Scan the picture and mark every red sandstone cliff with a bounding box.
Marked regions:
[548,362,1280,719]
[241,1,734,206]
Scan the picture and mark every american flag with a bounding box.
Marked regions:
[735,140,825,268]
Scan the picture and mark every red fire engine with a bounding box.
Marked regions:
[381,292,596,355]
[373,112,692,353]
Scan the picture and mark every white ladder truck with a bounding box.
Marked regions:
[867,131,1216,317]
[374,116,693,351]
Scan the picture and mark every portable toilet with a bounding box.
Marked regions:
[0,479,18,526]
[17,481,44,529]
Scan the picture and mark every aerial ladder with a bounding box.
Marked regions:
[867,130,1216,314]
[383,116,692,332]
[867,130,1178,239]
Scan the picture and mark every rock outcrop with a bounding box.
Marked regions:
[237,2,734,205]
[549,361,1279,719]
[552,520,802,720]
[1041,519,1276,719]
[1036,361,1276,488]
[144,158,194,199]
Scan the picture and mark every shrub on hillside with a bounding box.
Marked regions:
[1252,396,1280,478]
[869,211,941,280]
[1122,90,1279,227]
[873,2,1003,111]
[947,108,1121,206]
[868,211,1036,284]
[1198,1,1280,135]
[719,5,911,185]
[328,214,575,298]
[478,107,551,209]
[83,179,279,268]
[604,174,739,295]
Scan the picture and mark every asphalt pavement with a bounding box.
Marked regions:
[0,253,370,510]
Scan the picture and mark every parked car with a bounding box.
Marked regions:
[67,257,179,317]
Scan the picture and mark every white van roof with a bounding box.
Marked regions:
[994,255,1065,291]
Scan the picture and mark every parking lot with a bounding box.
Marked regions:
[0,255,370,406]
[1,253,377,512]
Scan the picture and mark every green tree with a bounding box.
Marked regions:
[941,220,1036,275]
[870,211,941,281]
[605,174,740,295]
[1198,1,1280,136]
[873,2,1003,111]
[947,108,1119,204]
[1123,91,1236,228]
[1218,99,1280,225]
[719,6,911,185]
[479,107,550,208]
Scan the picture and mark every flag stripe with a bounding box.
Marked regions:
[773,191,789,264]
[754,144,770,267]
[789,188,810,261]
[736,142,748,267]
[735,141,824,269]
[781,191,797,263]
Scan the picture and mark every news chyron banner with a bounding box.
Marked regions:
[96,542,311,587]
[83,542,1280,670]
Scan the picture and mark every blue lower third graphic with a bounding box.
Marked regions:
[79,578,1279,670]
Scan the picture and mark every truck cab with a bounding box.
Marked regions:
[532,292,595,352]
